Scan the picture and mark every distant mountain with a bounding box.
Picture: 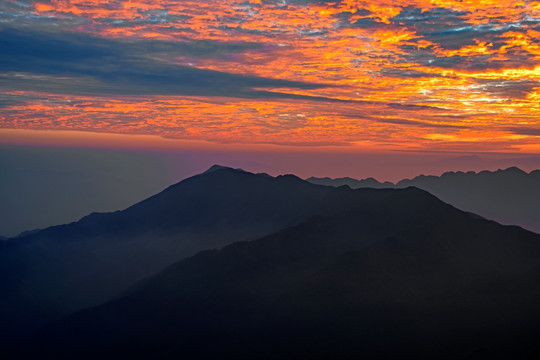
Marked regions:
[307,176,393,189]
[13,185,540,359]
[0,166,338,343]
[308,167,540,234]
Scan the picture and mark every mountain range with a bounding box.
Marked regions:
[308,167,540,234]
[2,165,540,359]
[0,165,335,342]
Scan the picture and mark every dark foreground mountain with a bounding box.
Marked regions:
[308,167,540,233]
[10,180,540,359]
[0,166,341,344]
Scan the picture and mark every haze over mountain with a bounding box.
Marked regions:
[0,166,337,343]
[9,171,540,359]
[3,143,540,239]
[2,165,439,345]
[308,167,540,234]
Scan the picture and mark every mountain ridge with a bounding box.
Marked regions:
[4,165,540,358]
[12,180,540,359]
[307,166,540,234]
[308,166,538,188]
[1,165,436,346]
[0,165,338,343]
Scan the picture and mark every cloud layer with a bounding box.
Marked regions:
[1,0,540,150]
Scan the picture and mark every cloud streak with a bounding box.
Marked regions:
[0,28,330,98]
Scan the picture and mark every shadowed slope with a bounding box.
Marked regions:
[0,166,337,343]
[14,186,540,359]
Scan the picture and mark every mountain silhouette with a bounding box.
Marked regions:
[0,166,338,343]
[308,167,540,233]
[12,184,540,359]
[307,175,394,188]
[3,166,445,346]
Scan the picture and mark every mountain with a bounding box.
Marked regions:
[12,185,540,359]
[396,167,540,234]
[307,176,393,189]
[0,166,339,343]
[308,167,540,234]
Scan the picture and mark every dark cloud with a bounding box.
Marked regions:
[0,28,329,98]
[0,27,260,62]
[369,116,465,129]
[473,79,539,99]
[389,7,509,69]
[386,102,438,111]
[96,10,191,26]
[263,0,343,6]
[338,6,471,35]
[0,99,20,108]
[1,29,456,107]
[212,24,287,36]
[426,53,537,71]
[508,127,540,136]
[342,113,465,130]
[378,68,443,78]
[0,93,50,108]
[394,40,538,72]
[393,6,470,31]
[336,13,382,29]
[392,7,503,51]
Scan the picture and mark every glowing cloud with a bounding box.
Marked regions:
[0,0,539,151]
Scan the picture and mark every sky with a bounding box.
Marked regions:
[1,0,540,152]
[2,1,540,236]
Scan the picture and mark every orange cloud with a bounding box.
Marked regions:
[1,0,538,152]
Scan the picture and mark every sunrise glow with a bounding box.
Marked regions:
[1,0,539,152]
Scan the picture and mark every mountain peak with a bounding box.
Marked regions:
[276,174,304,183]
[499,166,527,175]
[203,164,244,174]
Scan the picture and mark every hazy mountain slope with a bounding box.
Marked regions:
[14,186,540,359]
[397,167,540,233]
[0,166,337,343]
[308,167,540,233]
